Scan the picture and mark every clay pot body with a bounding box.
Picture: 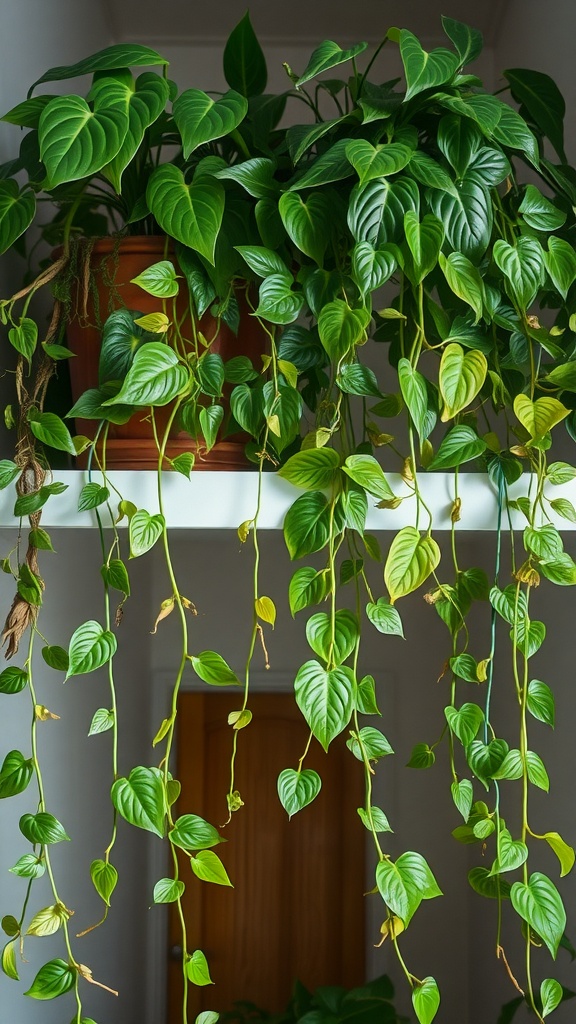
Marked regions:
[66,236,265,469]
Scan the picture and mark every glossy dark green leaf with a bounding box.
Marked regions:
[173,89,248,158]
[403,211,444,284]
[437,115,482,177]
[357,806,392,832]
[217,157,278,198]
[223,11,267,96]
[519,184,566,232]
[441,17,483,66]
[526,750,550,791]
[543,237,576,300]
[100,72,169,193]
[288,567,329,615]
[230,383,264,437]
[0,180,35,254]
[0,666,28,694]
[235,244,289,278]
[445,704,484,747]
[19,812,70,845]
[294,660,355,750]
[318,301,370,360]
[101,558,130,596]
[41,646,69,671]
[451,779,473,821]
[400,30,459,102]
[30,44,168,93]
[439,252,485,322]
[28,410,76,454]
[346,140,412,183]
[468,866,511,900]
[0,750,34,799]
[39,93,128,188]
[295,40,368,87]
[104,343,188,407]
[8,317,37,363]
[466,738,508,788]
[255,274,304,325]
[351,241,398,295]
[199,405,223,452]
[305,609,358,665]
[78,483,109,512]
[278,191,332,265]
[190,651,241,686]
[289,138,353,190]
[429,180,492,261]
[527,679,555,727]
[397,358,429,440]
[356,674,380,715]
[111,766,166,837]
[347,726,393,761]
[504,68,566,161]
[147,165,225,264]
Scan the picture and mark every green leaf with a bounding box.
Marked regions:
[30,44,168,91]
[190,651,241,686]
[519,185,566,232]
[186,949,214,987]
[493,237,545,308]
[491,829,528,875]
[451,779,473,821]
[440,17,481,65]
[20,812,70,844]
[2,939,19,980]
[26,904,69,937]
[403,211,444,285]
[343,454,395,502]
[412,977,440,1024]
[147,165,225,264]
[541,978,563,1018]
[169,814,223,851]
[543,236,576,299]
[9,854,45,878]
[279,447,340,491]
[400,30,458,102]
[306,609,358,665]
[284,492,331,560]
[351,241,398,295]
[91,859,118,905]
[527,680,555,727]
[545,362,576,393]
[101,558,130,596]
[173,89,248,159]
[348,176,419,245]
[514,394,569,441]
[27,409,76,455]
[235,244,289,278]
[524,524,563,561]
[437,115,482,177]
[295,40,368,86]
[223,12,267,95]
[41,646,69,672]
[0,666,28,694]
[66,620,116,678]
[88,708,114,736]
[98,308,157,385]
[357,806,392,833]
[153,877,185,903]
[229,383,264,437]
[468,867,511,900]
[439,343,487,421]
[510,872,566,958]
[439,252,485,322]
[78,483,109,512]
[543,833,575,878]
[384,527,441,604]
[318,300,370,360]
[342,489,367,535]
[355,673,380,715]
[0,750,33,799]
[199,406,224,452]
[255,274,304,325]
[429,181,493,262]
[277,768,322,817]
[111,766,166,837]
[289,137,352,189]
[397,359,430,441]
[24,958,75,1000]
[131,260,179,298]
[17,563,42,606]
[346,140,412,184]
[526,750,550,791]
[288,567,329,615]
[171,452,195,479]
[8,317,37,364]
[294,660,355,751]
[39,93,128,188]
[466,738,509,788]
[547,461,576,485]
[376,851,442,926]
[347,727,393,761]
[0,459,20,489]
[406,743,436,769]
[337,363,382,398]
[449,653,481,682]
[0,180,35,254]
[104,343,188,408]
[191,850,232,886]
[445,704,484,747]
[504,68,566,162]
[278,191,332,265]
[129,510,165,557]
[429,424,486,471]
[366,598,404,638]
[100,72,170,193]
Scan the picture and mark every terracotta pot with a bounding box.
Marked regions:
[65,236,266,470]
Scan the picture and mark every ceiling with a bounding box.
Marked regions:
[102,0,509,46]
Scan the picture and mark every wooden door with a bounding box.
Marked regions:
[168,693,365,1021]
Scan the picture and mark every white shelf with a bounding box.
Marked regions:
[1,470,575,531]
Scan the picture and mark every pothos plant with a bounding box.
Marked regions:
[1,12,576,1024]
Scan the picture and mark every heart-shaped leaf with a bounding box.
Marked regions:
[129,510,165,557]
[493,237,545,308]
[24,959,76,1000]
[0,750,34,799]
[400,31,459,101]
[279,447,340,491]
[428,425,486,470]
[490,828,528,874]
[39,93,129,187]
[191,850,232,886]
[439,252,485,322]
[366,598,404,637]
[346,140,413,183]
[510,872,566,958]
[98,71,169,192]
[318,300,370,360]
[466,738,509,788]
[412,977,440,1024]
[384,527,441,604]
[348,176,419,245]
[439,343,487,420]
[278,191,332,265]
[294,660,355,750]
[305,609,358,665]
[66,620,117,678]
[111,766,166,837]
[397,359,431,441]
[403,211,444,284]
[173,89,248,158]
[104,342,188,408]
[277,768,322,817]
[343,454,395,501]
[376,851,442,926]
[514,394,569,440]
[147,165,225,264]
[0,180,35,255]
[445,704,484,747]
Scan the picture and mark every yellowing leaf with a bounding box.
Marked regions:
[255,596,276,626]
[514,394,569,440]
[133,312,170,333]
[439,343,487,421]
[228,709,252,730]
[384,527,441,604]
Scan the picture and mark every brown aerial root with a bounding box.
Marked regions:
[497,944,525,995]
